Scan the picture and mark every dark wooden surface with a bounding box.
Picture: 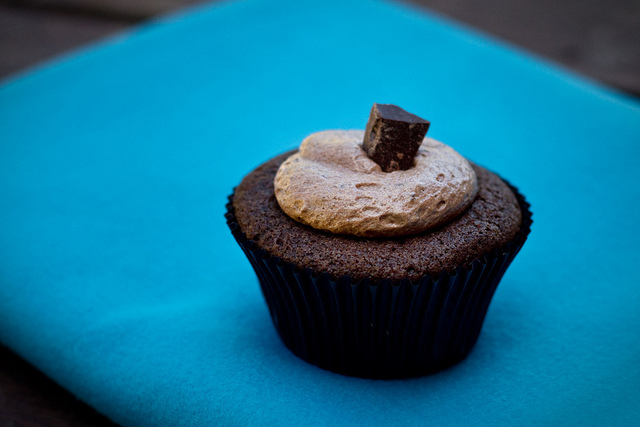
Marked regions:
[1,1,639,426]
[2,0,639,93]
[0,345,115,426]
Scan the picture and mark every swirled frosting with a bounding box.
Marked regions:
[274,130,478,237]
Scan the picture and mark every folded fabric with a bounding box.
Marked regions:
[1,0,639,425]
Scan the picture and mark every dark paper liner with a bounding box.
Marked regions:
[225,183,532,379]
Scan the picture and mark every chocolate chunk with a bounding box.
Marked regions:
[363,103,430,172]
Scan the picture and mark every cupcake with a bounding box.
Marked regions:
[226,104,531,378]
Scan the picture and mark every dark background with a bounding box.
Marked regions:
[2,0,640,95]
[1,0,639,425]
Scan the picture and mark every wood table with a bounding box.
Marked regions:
[1,0,638,425]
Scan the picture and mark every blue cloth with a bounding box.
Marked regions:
[1,0,640,425]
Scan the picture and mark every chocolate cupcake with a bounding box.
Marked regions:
[226,104,531,378]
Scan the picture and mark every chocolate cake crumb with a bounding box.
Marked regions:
[233,151,522,281]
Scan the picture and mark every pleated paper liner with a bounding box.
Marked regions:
[225,184,532,379]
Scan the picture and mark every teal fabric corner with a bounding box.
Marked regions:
[1,0,639,425]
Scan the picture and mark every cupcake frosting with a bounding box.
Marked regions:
[274,130,478,237]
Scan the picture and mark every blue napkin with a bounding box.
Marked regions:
[1,0,639,425]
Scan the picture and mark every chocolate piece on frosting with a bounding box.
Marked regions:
[363,104,430,172]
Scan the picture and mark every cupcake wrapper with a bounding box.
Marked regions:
[225,184,532,379]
